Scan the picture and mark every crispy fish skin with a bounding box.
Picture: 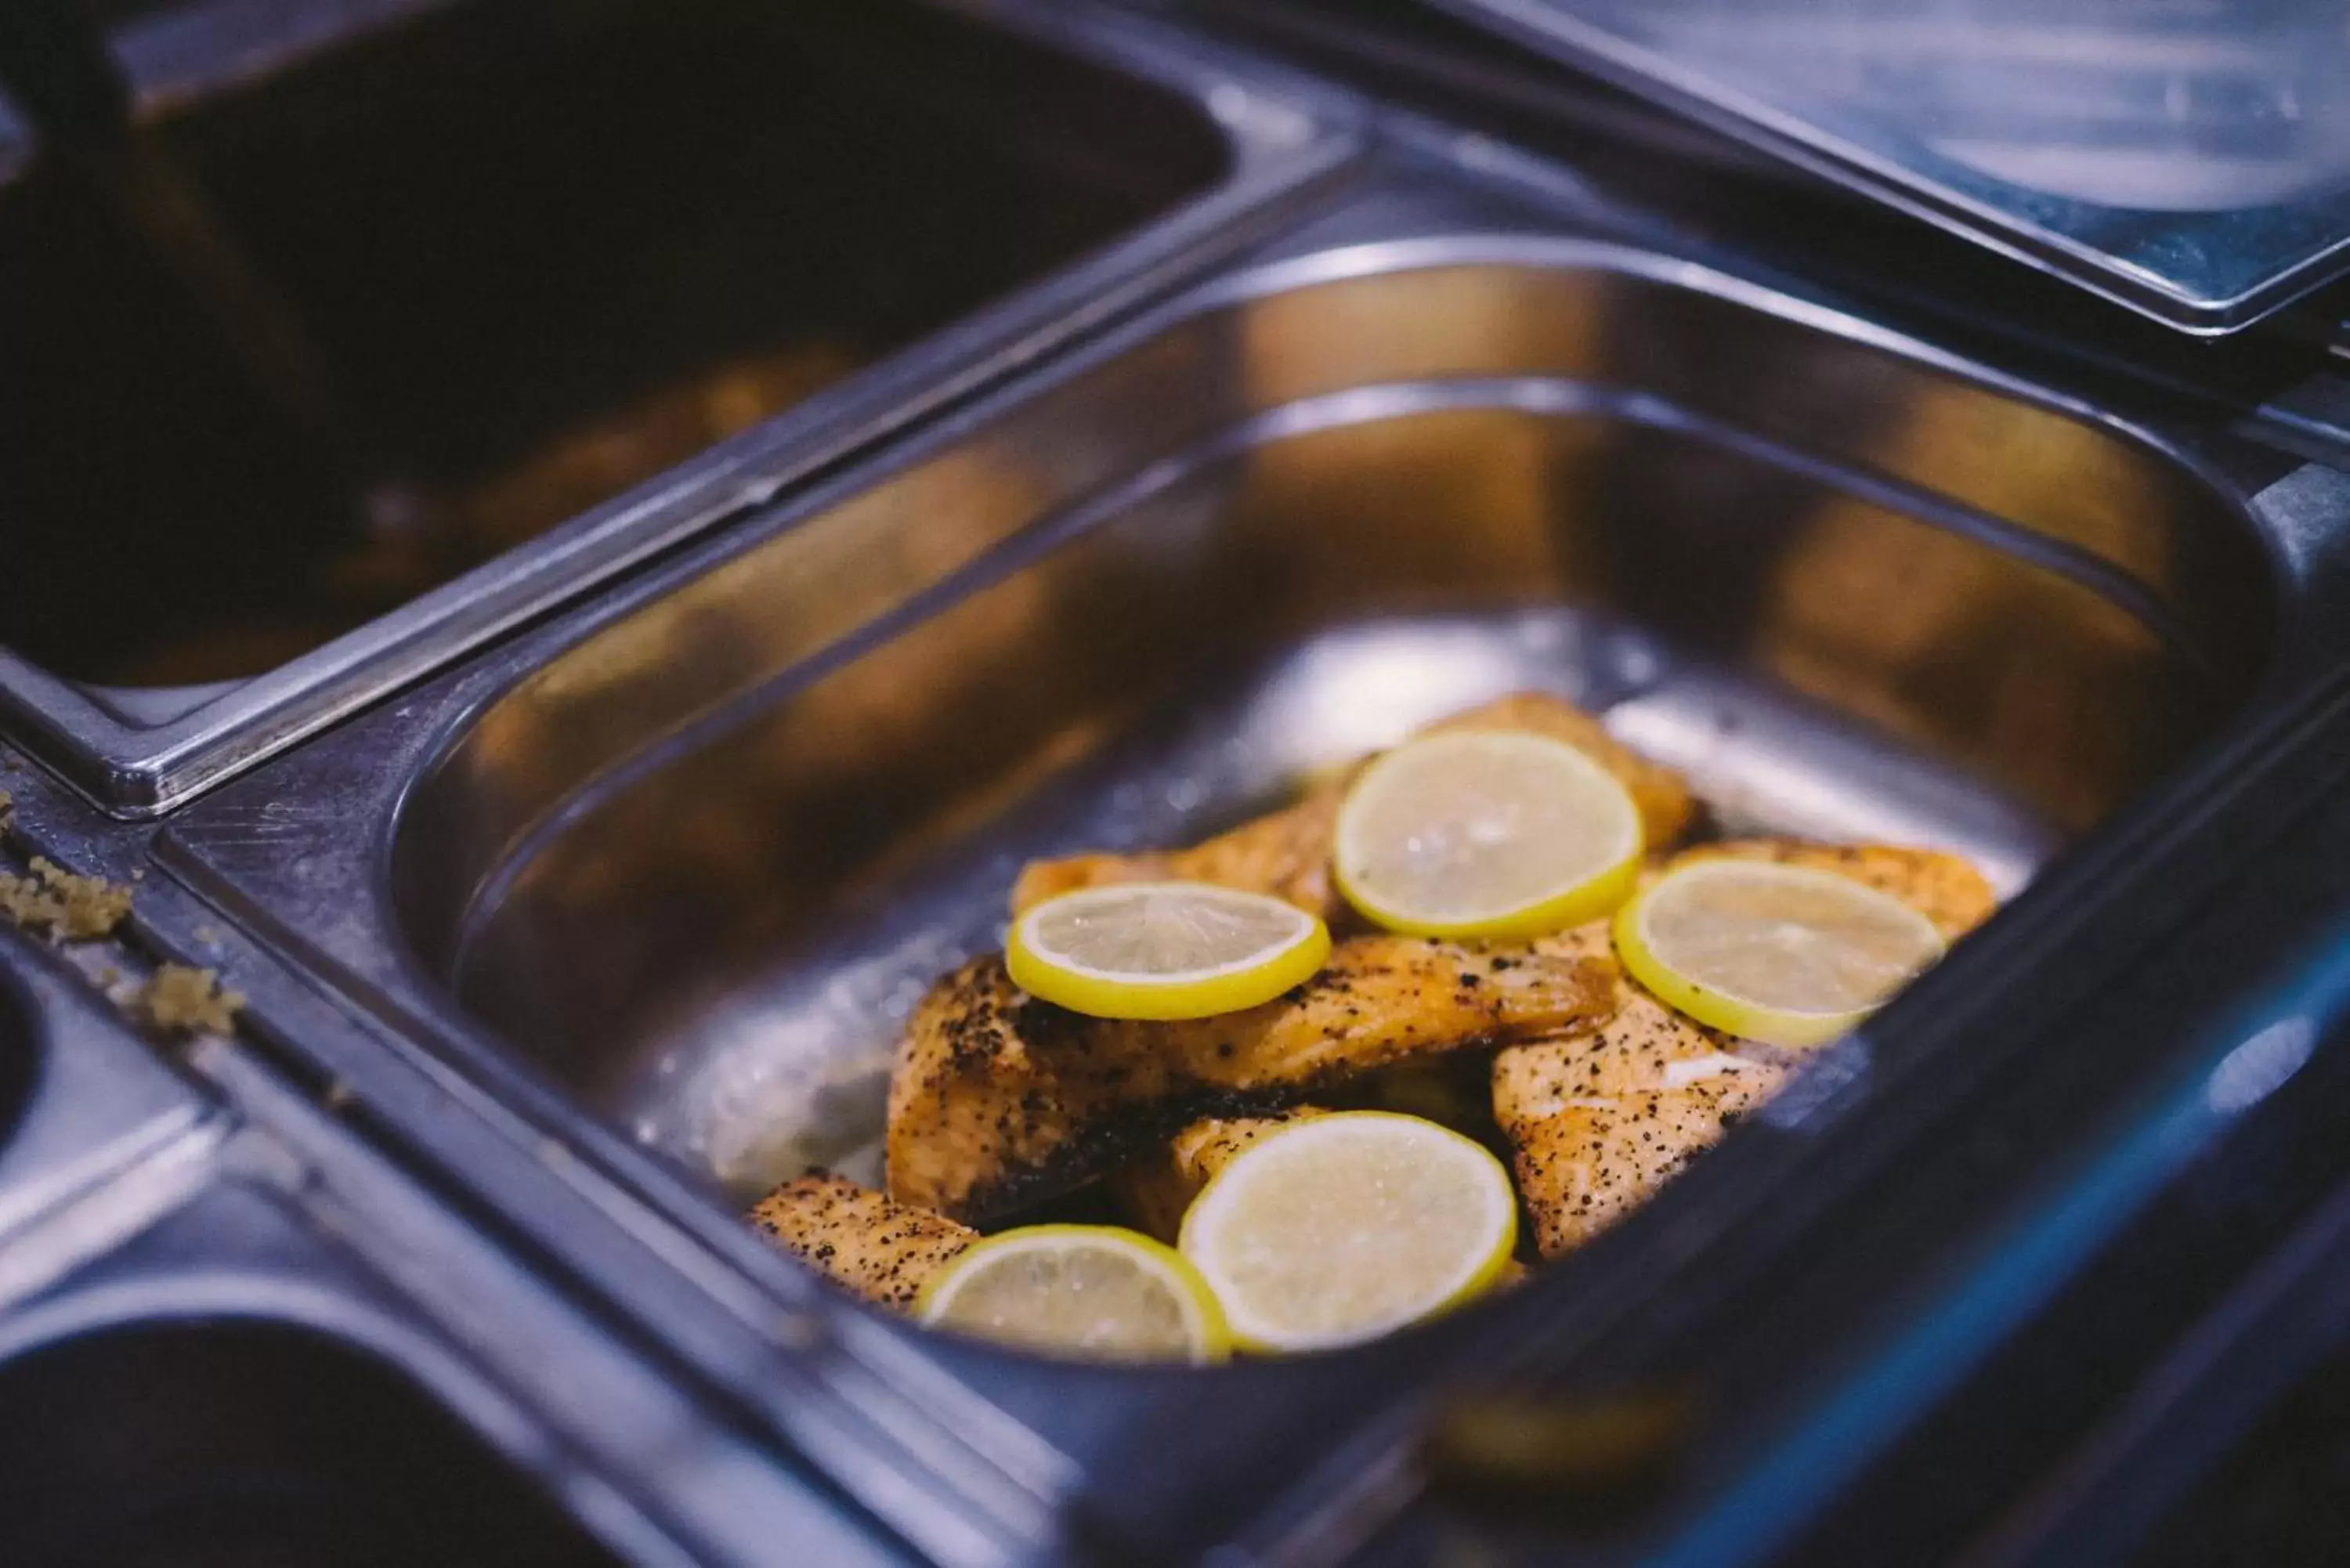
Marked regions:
[1009,692,1694,919]
[748,1174,976,1309]
[888,936,1611,1223]
[1112,1107,1331,1242]
[1495,840,1992,1258]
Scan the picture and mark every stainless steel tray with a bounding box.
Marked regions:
[1419,0,2350,334]
[0,0,1359,818]
[0,914,210,1250]
[1767,897,2350,1567]
[114,156,2350,1560]
[0,1189,641,1568]
[0,927,898,1568]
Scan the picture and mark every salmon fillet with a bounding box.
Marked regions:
[748,1174,977,1308]
[1112,1108,1331,1242]
[1009,692,1696,919]
[888,935,1611,1223]
[1495,840,1994,1258]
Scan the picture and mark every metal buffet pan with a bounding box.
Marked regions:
[0,926,908,1568]
[1779,884,2350,1568]
[0,0,1358,818]
[128,150,2350,1562]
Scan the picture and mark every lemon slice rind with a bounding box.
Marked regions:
[1178,1111,1518,1354]
[917,1224,1231,1364]
[1614,858,1947,1049]
[1007,882,1331,1021]
[1333,731,1644,940]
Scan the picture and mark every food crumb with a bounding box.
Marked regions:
[134,964,244,1035]
[0,857,134,940]
[39,860,134,939]
[0,791,12,837]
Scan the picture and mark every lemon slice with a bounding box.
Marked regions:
[1614,858,1947,1049]
[1179,1112,1518,1353]
[917,1224,1230,1364]
[1007,881,1330,1020]
[1334,731,1643,939]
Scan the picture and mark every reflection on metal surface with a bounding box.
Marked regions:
[1428,0,2350,327]
[1606,672,2048,898]
[1423,1385,1693,1512]
[367,247,2269,1201]
[0,938,216,1253]
[5,0,1224,682]
[2205,1016,2318,1116]
[0,921,903,1568]
[112,344,862,688]
[0,0,1358,815]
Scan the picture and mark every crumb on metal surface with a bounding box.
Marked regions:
[0,791,12,836]
[0,857,134,940]
[135,964,244,1035]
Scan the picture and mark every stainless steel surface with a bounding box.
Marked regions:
[1423,0,2350,332]
[0,927,906,1568]
[0,1230,634,1568]
[1147,0,1802,187]
[0,1179,674,1568]
[139,161,2350,1556]
[0,0,1360,818]
[5,735,1057,1566]
[0,930,214,1248]
[0,0,401,511]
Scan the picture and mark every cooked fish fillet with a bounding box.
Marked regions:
[888,935,1611,1223]
[748,1174,976,1309]
[1495,967,1787,1258]
[1495,839,1993,1258]
[1009,692,1695,919]
[1112,1107,1330,1241]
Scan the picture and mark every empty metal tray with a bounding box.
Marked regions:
[0,0,1357,816]
[0,925,906,1568]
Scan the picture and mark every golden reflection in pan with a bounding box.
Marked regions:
[110,344,857,688]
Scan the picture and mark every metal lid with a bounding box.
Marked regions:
[1426,0,2350,334]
